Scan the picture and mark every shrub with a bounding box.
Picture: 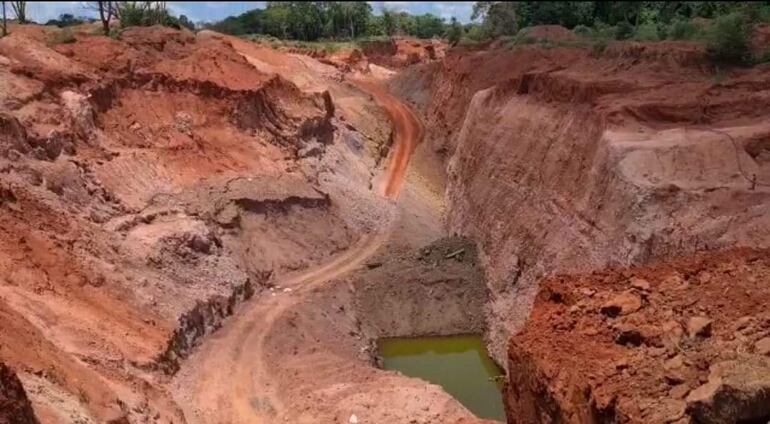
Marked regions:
[615,21,634,40]
[591,38,608,56]
[573,24,592,38]
[633,22,659,41]
[592,21,615,40]
[464,24,486,42]
[51,28,76,44]
[705,12,751,65]
[669,19,698,40]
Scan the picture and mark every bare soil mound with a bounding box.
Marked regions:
[361,37,446,69]
[507,248,770,424]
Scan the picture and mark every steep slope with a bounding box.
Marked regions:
[392,41,770,368]
[0,25,392,422]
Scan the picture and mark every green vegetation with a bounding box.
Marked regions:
[447,17,462,46]
[45,13,92,27]
[245,33,388,55]
[116,1,188,30]
[471,1,770,65]
[206,2,453,41]
[706,12,752,64]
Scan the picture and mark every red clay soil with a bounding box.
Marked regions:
[351,77,423,198]
[0,23,391,423]
[170,80,471,424]
[391,30,770,371]
[506,248,770,424]
[361,37,446,68]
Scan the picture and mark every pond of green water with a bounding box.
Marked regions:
[378,335,506,421]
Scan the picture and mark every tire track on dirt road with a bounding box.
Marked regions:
[172,78,423,424]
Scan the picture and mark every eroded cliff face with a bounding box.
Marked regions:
[394,42,770,366]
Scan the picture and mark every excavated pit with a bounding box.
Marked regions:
[6,20,770,424]
[247,237,507,423]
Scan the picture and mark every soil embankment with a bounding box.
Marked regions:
[390,32,770,423]
[392,40,770,366]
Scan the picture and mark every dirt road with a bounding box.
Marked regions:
[172,80,423,423]
[352,79,423,199]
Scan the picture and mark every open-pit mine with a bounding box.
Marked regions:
[1,14,770,424]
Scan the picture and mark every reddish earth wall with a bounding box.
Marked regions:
[393,42,770,367]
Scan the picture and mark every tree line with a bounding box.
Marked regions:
[206,2,454,41]
[470,1,770,38]
[470,1,770,64]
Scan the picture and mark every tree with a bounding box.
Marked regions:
[339,1,371,38]
[447,16,462,46]
[2,1,7,36]
[263,2,290,38]
[10,1,24,24]
[706,12,751,64]
[178,14,194,30]
[411,14,446,38]
[86,1,115,35]
[472,1,518,37]
[382,8,397,36]
[45,13,88,27]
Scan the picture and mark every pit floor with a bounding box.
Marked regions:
[378,335,506,421]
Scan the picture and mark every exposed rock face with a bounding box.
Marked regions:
[686,356,770,424]
[0,363,38,424]
[504,249,770,424]
[393,43,770,366]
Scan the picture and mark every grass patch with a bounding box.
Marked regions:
[50,28,76,45]
[245,34,389,54]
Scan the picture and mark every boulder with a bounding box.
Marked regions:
[629,277,651,291]
[687,317,713,338]
[686,355,770,424]
[600,290,643,317]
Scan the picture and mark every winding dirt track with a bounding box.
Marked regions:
[172,80,422,423]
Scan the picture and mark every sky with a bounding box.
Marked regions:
[23,2,477,24]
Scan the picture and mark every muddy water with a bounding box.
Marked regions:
[378,335,506,421]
